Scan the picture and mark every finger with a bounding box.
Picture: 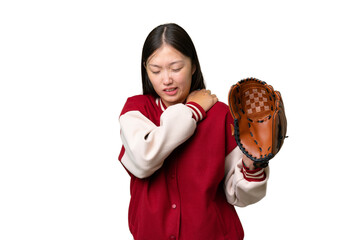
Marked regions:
[202,89,210,94]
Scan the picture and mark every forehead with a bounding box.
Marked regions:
[147,44,190,66]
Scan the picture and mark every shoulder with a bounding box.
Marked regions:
[214,101,230,110]
[209,101,231,115]
[120,94,156,116]
[126,94,154,105]
[205,101,234,124]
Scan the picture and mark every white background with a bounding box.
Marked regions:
[1,0,359,239]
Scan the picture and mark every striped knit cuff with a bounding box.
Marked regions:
[241,161,266,182]
[185,102,206,122]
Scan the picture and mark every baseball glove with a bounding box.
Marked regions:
[228,78,287,168]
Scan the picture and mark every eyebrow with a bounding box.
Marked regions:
[148,60,184,68]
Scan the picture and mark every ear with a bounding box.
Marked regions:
[191,64,196,75]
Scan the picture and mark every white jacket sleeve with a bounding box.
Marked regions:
[119,103,199,179]
[224,147,269,207]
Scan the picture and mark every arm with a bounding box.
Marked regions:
[120,90,217,179]
[120,103,200,179]
[223,147,269,207]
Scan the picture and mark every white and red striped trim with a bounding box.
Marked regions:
[156,98,206,122]
[241,162,266,182]
[185,102,206,122]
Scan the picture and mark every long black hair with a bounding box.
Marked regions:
[141,23,205,97]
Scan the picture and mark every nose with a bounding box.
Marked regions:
[162,70,173,85]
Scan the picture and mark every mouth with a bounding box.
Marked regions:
[163,87,178,96]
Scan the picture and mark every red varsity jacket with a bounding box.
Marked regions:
[118,95,268,240]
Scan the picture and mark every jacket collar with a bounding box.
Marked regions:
[156,98,167,112]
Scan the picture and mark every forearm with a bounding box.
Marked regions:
[224,147,269,207]
[120,103,203,178]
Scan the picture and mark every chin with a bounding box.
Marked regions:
[163,96,185,106]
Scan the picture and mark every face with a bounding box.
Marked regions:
[146,44,195,107]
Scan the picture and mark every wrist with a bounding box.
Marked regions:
[241,160,266,182]
[242,155,256,171]
[186,101,206,122]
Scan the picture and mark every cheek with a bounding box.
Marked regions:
[148,74,161,90]
[178,71,193,89]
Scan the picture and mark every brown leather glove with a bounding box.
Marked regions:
[228,78,287,168]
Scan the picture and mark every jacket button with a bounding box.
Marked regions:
[170,235,176,240]
[171,204,177,209]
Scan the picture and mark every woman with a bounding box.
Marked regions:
[118,23,269,240]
